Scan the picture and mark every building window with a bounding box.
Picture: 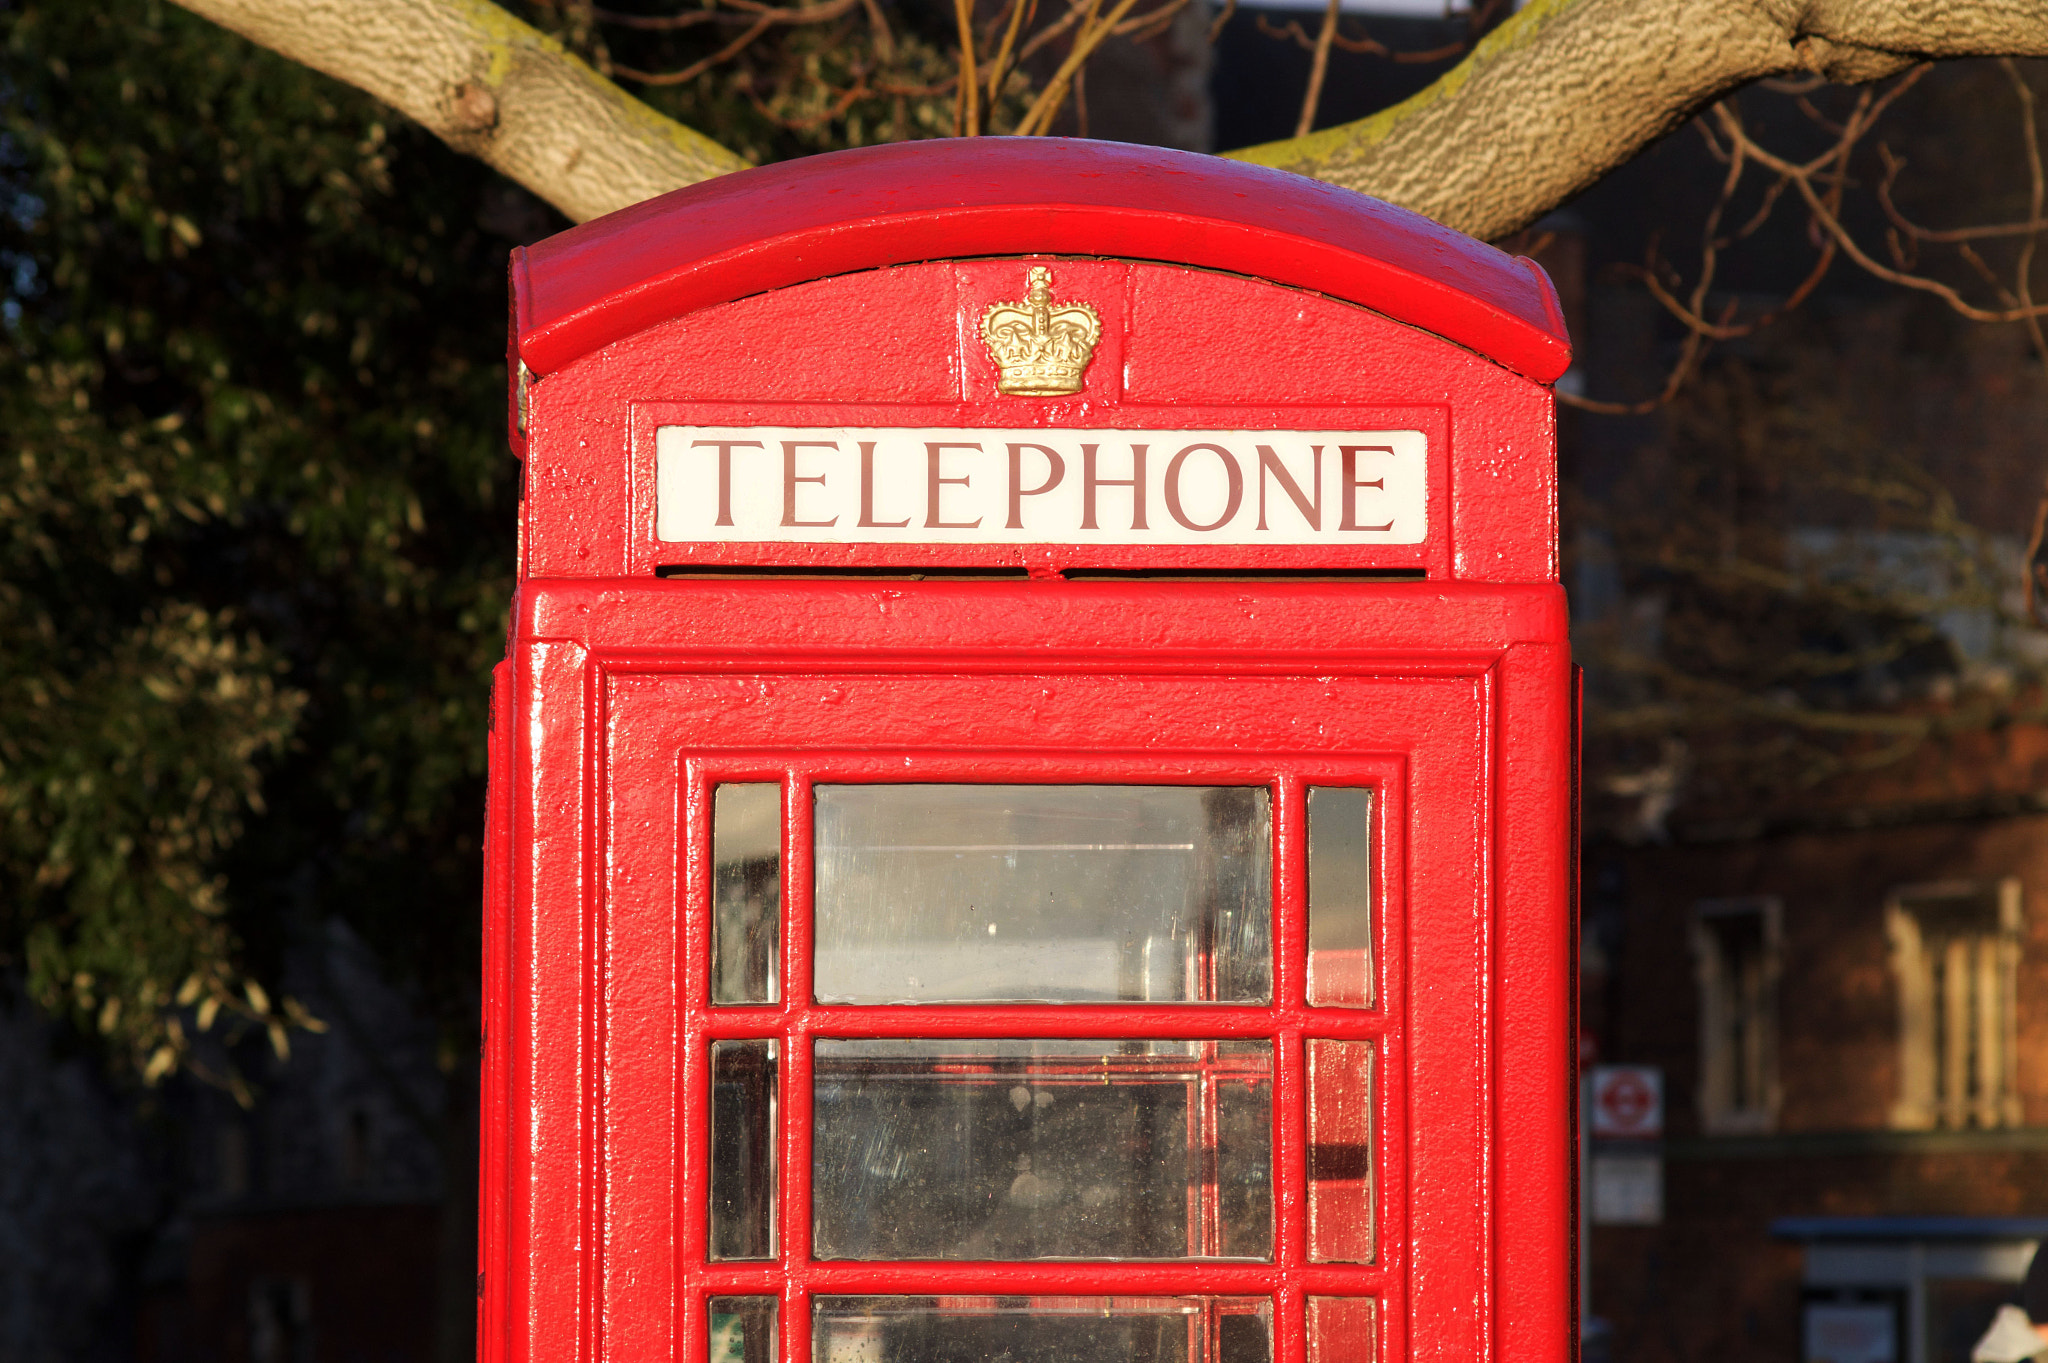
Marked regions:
[1692,897,1782,1134]
[1886,879,2023,1131]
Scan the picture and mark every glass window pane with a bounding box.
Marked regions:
[813,1039,1272,1260]
[1307,1039,1373,1264]
[814,1296,1270,1363]
[713,784,780,1004]
[1307,787,1372,1008]
[814,785,1271,1004]
[711,1298,778,1363]
[710,1039,777,1260]
[1307,1298,1375,1363]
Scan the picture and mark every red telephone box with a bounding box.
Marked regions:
[480,139,1574,1363]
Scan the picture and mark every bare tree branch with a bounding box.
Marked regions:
[167,0,749,224]
[954,0,983,136]
[984,0,1034,101]
[1012,0,1144,136]
[171,0,2048,240]
[1207,0,1238,45]
[1229,0,2048,240]
[1560,58,2048,414]
[1879,148,2048,243]
[2001,58,2048,359]
[1721,102,2048,324]
[1111,0,1198,43]
[612,13,782,87]
[1295,0,1343,139]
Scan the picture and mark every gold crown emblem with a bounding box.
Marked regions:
[980,266,1102,396]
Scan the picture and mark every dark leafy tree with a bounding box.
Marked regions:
[0,0,528,1094]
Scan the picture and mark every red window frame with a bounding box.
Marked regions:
[678,752,1403,1363]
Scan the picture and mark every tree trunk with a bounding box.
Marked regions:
[165,0,748,225]
[171,0,2048,236]
[1229,0,2048,237]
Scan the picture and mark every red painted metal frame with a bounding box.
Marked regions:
[486,138,1575,1363]
[510,142,1565,580]
[482,579,1573,1363]
[674,751,1405,1356]
[511,140,1568,385]
[519,257,1557,578]
[480,661,515,1363]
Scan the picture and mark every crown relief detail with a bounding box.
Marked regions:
[979,266,1102,396]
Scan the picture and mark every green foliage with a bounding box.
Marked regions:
[0,0,532,1076]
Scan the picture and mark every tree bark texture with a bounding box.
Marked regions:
[166,0,2048,243]
[1230,0,2048,239]
[167,0,749,225]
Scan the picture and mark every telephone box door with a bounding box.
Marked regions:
[496,577,1566,1363]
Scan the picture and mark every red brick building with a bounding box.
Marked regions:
[1585,727,2048,1363]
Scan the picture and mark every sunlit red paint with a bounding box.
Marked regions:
[481,139,1575,1363]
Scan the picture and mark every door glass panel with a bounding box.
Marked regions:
[814,785,1271,1004]
[713,783,781,1004]
[1307,787,1372,1008]
[813,1296,1271,1363]
[1307,1298,1375,1363]
[1307,1038,1373,1263]
[813,1038,1272,1260]
[710,1039,777,1260]
[711,1298,778,1363]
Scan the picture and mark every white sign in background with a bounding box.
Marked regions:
[1589,1153,1664,1227]
[1589,1064,1664,1139]
[654,426,1428,546]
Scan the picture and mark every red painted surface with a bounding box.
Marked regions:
[484,139,1574,1363]
[512,140,1568,384]
[479,660,515,1363]
[519,258,1556,578]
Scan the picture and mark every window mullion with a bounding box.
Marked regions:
[1276,1285,1310,1363]
[683,767,715,1278]
[721,766,1339,1363]
[1272,776,1309,1285]
[782,771,816,1333]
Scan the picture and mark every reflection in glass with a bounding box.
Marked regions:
[813,1297,1271,1363]
[1307,1298,1375,1363]
[1307,787,1372,1008]
[710,1039,777,1260]
[713,784,780,1004]
[710,1297,778,1363]
[813,1039,1272,1260]
[814,785,1271,1004]
[1307,1039,1373,1264]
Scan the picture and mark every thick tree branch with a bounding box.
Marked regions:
[168,0,749,224]
[172,0,2048,239]
[1228,0,2048,239]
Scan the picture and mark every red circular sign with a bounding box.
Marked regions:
[1599,1072,1654,1129]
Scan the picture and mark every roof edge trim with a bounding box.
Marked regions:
[514,140,1572,383]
